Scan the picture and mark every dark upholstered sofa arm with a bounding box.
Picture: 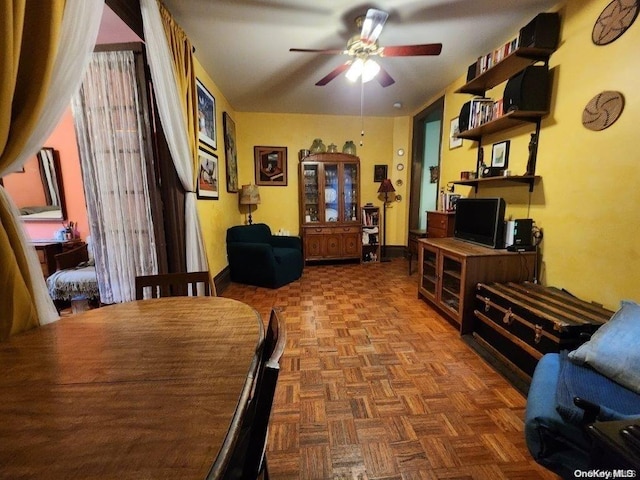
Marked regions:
[269,235,302,250]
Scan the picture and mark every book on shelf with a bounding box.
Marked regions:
[475,36,519,77]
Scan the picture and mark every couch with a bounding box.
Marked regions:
[525,300,640,477]
[226,223,303,288]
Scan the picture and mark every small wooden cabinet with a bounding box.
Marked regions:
[418,237,535,333]
[426,211,455,238]
[299,153,361,263]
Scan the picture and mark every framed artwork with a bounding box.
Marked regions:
[196,148,219,200]
[373,164,387,182]
[449,117,463,149]
[196,79,216,150]
[254,146,287,186]
[223,112,239,193]
[491,140,510,168]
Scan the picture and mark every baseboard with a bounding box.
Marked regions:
[214,266,231,295]
[382,245,408,259]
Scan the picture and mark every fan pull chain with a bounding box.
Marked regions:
[360,79,365,146]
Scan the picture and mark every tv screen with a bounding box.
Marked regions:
[454,197,506,248]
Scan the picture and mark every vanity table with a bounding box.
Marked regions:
[30,239,83,277]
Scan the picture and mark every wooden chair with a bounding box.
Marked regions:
[223,308,286,480]
[134,271,212,300]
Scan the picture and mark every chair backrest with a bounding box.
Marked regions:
[223,308,286,480]
[134,271,211,300]
[226,223,272,245]
[54,243,89,271]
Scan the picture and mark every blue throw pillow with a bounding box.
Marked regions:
[568,300,640,395]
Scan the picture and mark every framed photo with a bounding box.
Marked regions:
[449,117,463,149]
[223,112,239,193]
[197,148,219,199]
[491,140,510,168]
[196,79,216,150]
[373,164,387,182]
[254,146,287,186]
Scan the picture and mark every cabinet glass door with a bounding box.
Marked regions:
[441,256,462,314]
[302,163,320,223]
[324,163,339,223]
[421,248,437,298]
[343,162,359,222]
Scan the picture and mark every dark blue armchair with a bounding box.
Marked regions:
[226,223,303,288]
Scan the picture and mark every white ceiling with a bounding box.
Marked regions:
[154,1,559,117]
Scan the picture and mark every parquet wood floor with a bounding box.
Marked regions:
[223,258,560,480]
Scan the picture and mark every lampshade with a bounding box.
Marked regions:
[346,58,380,83]
[377,178,396,193]
[239,184,261,205]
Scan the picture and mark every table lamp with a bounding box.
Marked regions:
[240,184,261,225]
[377,178,396,262]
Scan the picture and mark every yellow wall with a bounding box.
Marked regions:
[433,0,639,309]
[234,112,411,245]
[193,60,242,277]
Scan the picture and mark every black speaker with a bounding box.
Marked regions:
[458,101,471,132]
[466,62,478,82]
[518,12,560,49]
[503,65,550,113]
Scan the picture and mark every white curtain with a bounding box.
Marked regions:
[140,0,208,274]
[0,0,104,325]
[72,50,158,304]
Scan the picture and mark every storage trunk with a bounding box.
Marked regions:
[473,281,613,378]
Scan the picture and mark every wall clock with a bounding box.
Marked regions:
[396,163,405,171]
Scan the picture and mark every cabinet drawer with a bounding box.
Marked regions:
[304,227,332,235]
[426,211,455,238]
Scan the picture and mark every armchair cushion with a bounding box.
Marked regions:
[226,224,303,288]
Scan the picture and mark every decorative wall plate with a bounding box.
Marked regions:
[582,91,625,131]
[395,179,403,187]
[396,163,404,171]
[592,0,639,45]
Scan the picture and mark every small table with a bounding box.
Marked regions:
[0,297,264,479]
[407,228,427,275]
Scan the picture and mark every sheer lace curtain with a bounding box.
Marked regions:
[72,51,158,304]
[140,0,209,276]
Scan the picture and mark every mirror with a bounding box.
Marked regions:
[0,147,67,221]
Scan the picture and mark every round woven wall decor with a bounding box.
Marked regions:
[592,0,639,45]
[582,91,625,131]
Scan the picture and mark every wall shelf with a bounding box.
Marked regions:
[455,47,555,96]
[456,110,547,141]
[452,175,540,193]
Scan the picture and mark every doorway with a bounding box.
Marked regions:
[409,97,444,232]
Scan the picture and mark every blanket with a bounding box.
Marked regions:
[555,350,640,425]
[46,265,99,302]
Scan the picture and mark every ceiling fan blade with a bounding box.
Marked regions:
[315,62,351,86]
[376,65,395,88]
[360,8,388,44]
[290,48,345,55]
[380,43,443,57]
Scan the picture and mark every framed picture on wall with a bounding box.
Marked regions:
[223,112,239,193]
[254,146,287,186]
[373,164,387,182]
[196,79,216,150]
[197,148,219,200]
[449,117,463,149]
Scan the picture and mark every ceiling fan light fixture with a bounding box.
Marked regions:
[361,59,380,83]
[346,58,364,82]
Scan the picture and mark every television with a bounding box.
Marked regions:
[454,197,506,248]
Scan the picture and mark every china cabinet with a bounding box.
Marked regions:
[299,153,361,263]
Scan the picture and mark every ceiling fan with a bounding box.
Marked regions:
[290,8,442,87]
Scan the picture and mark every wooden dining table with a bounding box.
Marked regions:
[0,296,264,479]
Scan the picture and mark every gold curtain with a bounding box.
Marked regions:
[157,1,198,182]
[0,0,65,340]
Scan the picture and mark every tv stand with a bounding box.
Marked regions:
[418,237,536,333]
